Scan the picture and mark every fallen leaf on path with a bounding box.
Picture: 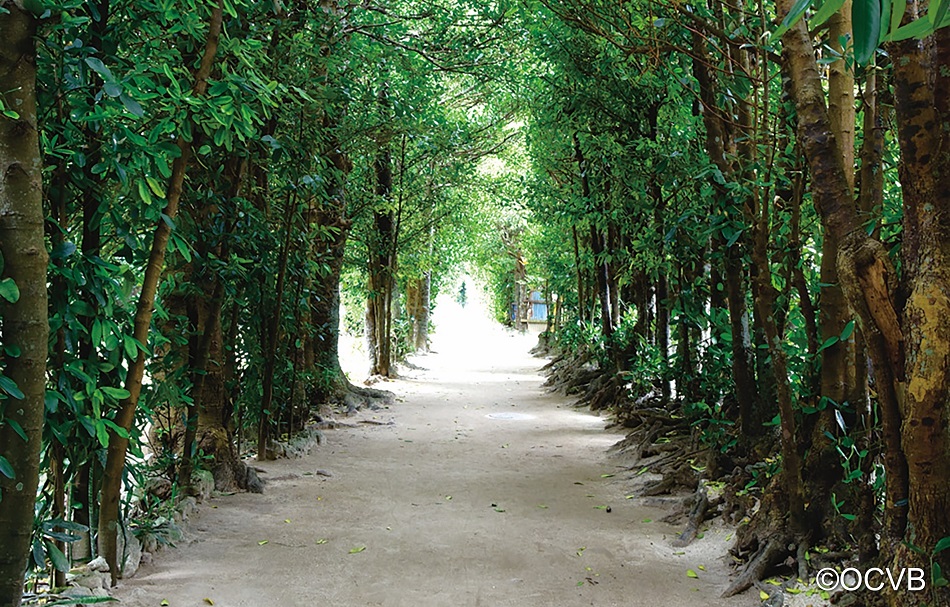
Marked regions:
[698,564,706,571]
[284,519,291,523]
[576,581,584,587]
[538,504,548,509]
[642,518,652,523]
[316,539,328,544]
[759,590,770,600]
[494,507,506,512]
[686,569,698,578]
[258,540,268,545]
[594,505,608,510]
[349,546,366,554]
[204,599,214,605]
[445,495,452,500]
[625,495,635,499]
[573,482,584,485]
[576,547,586,557]
[161,601,169,606]
[600,474,615,478]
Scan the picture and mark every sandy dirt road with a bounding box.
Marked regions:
[113,298,757,607]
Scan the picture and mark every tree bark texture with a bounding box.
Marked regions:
[0,6,49,605]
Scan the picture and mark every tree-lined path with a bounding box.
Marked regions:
[4,0,950,605]
[113,299,749,607]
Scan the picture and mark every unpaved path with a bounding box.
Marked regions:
[114,302,757,607]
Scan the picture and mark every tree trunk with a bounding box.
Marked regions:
[751,189,807,538]
[691,35,757,436]
[368,96,395,376]
[780,0,910,547]
[887,22,950,581]
[0,6,49,605]
[258,190,296,460]
[97,1,223,582]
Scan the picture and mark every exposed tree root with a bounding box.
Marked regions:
[197,427,263,493]
[722,536,791,597]
[672,481,709,547]
[318,378,394,416]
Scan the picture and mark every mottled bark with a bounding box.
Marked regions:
[780,0,910,545]
[0,6,49,605]
[888,20,950,576]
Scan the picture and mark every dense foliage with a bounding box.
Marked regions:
[1,0,949,605]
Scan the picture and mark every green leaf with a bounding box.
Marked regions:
[880,0,893,41]
[120,93,144,117]
[0,375,24,399]
[84,57,115,82]
[45,539,70,572]
[349,546,366,553]
[0,277,19,303]
[103,419,129,439]
[840,319,856,341]
[32,539,44,568]
[775,0,815,37]
[818,335,840,352]
[146,176,166,198]
[886,15,934,39]
[101,386,131,401]
[686,569,699,578]
[0,455,14,479]
[853,0,882,65]
[103,82,123,98]
[889,0,906,34]
[95,420,109,448]
[931,0,950,24]
[811,0,847,28]
[6,419,27,442]
[137,179,153,205]
[933,536,950,555]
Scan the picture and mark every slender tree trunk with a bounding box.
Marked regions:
[691,36,757,436]
[258,191,296,460]
[820,0,856,413]
[97,2,223,581]
[572,225,585,324]
[0,6,49,604]
[368,92,395,375]
[751,187,807,537]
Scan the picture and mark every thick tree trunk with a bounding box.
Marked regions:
[780,0,911,547]
[98,1,223,582]
[888,23,950,580]
[0,7,49,605]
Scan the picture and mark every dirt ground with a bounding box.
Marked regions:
[113,294,762,607]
